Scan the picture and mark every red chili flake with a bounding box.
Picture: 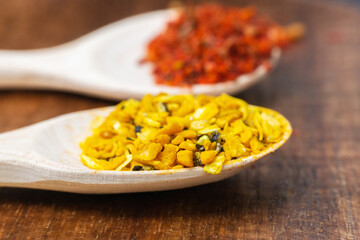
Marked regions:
[143,3,303,87]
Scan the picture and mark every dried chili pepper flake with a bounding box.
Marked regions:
[143,3,303,87]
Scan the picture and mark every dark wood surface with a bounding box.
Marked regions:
[0,0,359,239]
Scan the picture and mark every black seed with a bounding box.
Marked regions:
[121,106,125,110]
[132,166,144,171]
[126,137,134,141]
[135,125,143,134]
[193,152,204,166]
[163,103,169,112]
[196,144,205,151]
[210,131,220,142]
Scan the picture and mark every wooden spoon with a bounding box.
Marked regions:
[0,10,281,100]
[0,106,291,194]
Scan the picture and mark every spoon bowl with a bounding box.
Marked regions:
[0,10,281,100]
[0,106,291,194]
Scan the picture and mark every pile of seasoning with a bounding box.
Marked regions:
[80,93,291,174]
[143,3,304,86]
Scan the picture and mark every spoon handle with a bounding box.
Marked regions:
[0,45,121,100]
[0,48,76,89]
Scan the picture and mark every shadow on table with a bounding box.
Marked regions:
[0,153,309,221]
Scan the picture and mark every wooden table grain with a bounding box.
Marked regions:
[0,0,359,239]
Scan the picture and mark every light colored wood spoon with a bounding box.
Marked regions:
[0,106,291,194]
[0,10,281,100]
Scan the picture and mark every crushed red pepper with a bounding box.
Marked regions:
[143,3,304,86]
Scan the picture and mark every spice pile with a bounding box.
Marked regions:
[144,3,303,86]
[80,94,290,174]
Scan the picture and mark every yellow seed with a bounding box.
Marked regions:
[223,135,246,160]
[154,134,171,145]
[167,103,180,111]
[249,137,265,153]
[204,152,226,174]
[198,125,220,135]
[179,129,197,138]
[176,150,194,167]
[137,143,163,161]
[203,140,211,151]
[126,144,137,155]
[209,117,217,124]
[179,140,196,151]
[209,142,217,150]
[171,135,184,145]
[143,117,161,128]
[200,150,218,164]
[158,144,178,166]
[240,129,253,144]
[159,122,183,135]
[190,119,208,130]
[172,165,184,169]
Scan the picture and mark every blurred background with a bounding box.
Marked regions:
[0,0,359,239]
[0,0,358,50]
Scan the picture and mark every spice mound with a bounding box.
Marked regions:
[80,94,291,174]
[80,94,288,174]
[143,3,304,86]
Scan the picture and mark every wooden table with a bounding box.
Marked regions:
[0,0,359,239]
